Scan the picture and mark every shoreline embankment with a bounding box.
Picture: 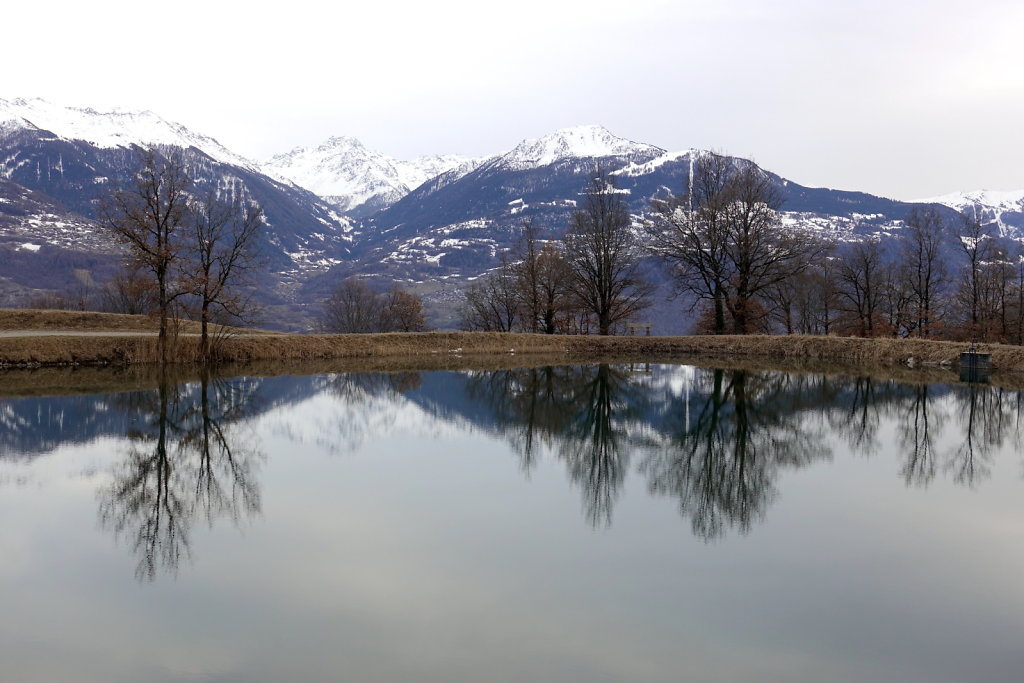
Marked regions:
[0,329,1018,371]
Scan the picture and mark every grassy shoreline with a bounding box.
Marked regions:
[2,309,1020,382]
[0,327,1019,368]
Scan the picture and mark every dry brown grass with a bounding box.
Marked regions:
[0,308,275,335]
[0,308,193,332]
[2,322,1023,384]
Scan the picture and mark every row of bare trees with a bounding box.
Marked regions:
[465,153,1024,342]
[79,149,1024,343]
[460,173,654,334]
[459,223,578,333]
[99,149,264,361]
[763,207,1024,342]
[648,152,1024,342]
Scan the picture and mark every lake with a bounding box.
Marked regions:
[1,363,1023,682]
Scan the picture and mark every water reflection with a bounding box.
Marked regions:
[463,367,1024,537]
[96,368,264,580]
[899,384,942,486]
[3,363,1024,573]
[639,370,830,540]
[466,365,645,525]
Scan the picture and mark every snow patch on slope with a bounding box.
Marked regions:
[612,149,694,177]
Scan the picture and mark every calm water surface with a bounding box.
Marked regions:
[1,364,1023,682]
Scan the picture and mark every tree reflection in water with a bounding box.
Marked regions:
[899,384,942,486]
[557,365,644,526]
[466,364,1024,540]
[86,362,1024,571]
[819,377,1019,489]
[639,370,830,540]
[948,383,1017,486]
[468,365,645,526]
[98,367,264,580]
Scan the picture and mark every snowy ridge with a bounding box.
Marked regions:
[493,124,665,171]
[395,154,478,192]
[914,189,1024,237]
[915,189,1024,213]
[263,136,479,213]
[0,97,256,169]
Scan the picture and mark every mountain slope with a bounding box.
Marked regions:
[0,99,356,325]
[344,131,953,285]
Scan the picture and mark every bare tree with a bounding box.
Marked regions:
[186,190,264,359]
[321,277,387,333]
[512,223,575,334]
[563,170,653,335]
[835,238,886,337]
[902,207,947,338]
[762,255,836,335]
[322,277,426,333]
[720,163,826,333]
[533,242,576,333]
[646,152,733,333]
[382,285,427,332]
[646,152,825,334]
[513,221,544,333]
[955,211,995,339]
[100,149,191,363]
[459,255,521,332]
[880,258,914,337]
[99,264,156,315]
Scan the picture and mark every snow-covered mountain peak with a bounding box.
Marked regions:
[0,97,255,169]
[320,135,365,150]
[498,124,665,170]
[263,136,480,214]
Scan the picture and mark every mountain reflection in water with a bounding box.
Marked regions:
[2,364,1023,577]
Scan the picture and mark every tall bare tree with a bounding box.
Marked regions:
[835,238,886,337]
[563,171,653,335]
[646,152,733,333]
[187,190,264,360]
[100,149,190,362]
[902,207,947,338]
[512,222,574,334]
[647,152,825,334]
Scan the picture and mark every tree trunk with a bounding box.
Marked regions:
[201,300,210,362]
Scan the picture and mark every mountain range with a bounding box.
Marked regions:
[1,97,1019,331]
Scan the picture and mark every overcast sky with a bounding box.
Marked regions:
[6,0,1021,199]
